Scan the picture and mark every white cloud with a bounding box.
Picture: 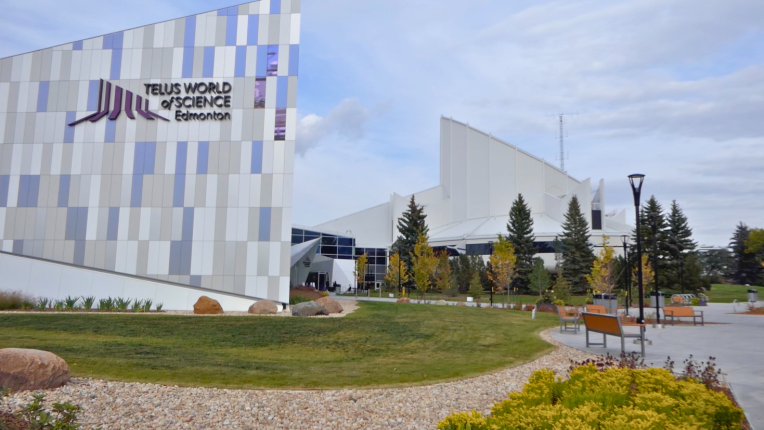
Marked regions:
[296,98,373,155]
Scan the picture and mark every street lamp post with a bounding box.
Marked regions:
[648,212,661,325]
[628,174,646,325]
[488,241,494,307]
[621,234,630,317]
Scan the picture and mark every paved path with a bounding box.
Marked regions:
[552,303,764,429]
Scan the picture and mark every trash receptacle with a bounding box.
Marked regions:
[593,293,618,313]
[748,289,758,303]
[649,291,665,309]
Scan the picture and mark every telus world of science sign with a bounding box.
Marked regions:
[0,0,301,304]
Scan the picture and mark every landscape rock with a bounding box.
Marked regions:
[315,297,343,314]
[248,300,278,315]
[457,302,468,307]
[291,301,328,317]
[193,296,223,315]
[435,300,447,306]
[0,348,70,391]
[397,297,411,304]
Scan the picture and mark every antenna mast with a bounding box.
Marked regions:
[550,112,577,172]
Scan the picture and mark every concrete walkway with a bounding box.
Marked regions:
[551,303,764,429]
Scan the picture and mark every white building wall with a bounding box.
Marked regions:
[488,136,516,217]
[0,252,258,311]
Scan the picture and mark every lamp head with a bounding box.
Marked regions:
[628,174,645,206]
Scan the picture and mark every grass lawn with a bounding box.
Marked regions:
[344,291,589,306]
[706,284,764,303]
[0,302,557,390]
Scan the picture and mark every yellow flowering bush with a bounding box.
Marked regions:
[438,365,743,430]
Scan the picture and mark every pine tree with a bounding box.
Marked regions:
[664,201,697,290]
[468,271,483,300]
[559,196,595,294]
[730,223,760,285]
[391,196,429,286]
[507,194,535,293]
[529,258,551,298]
[487,235,517,297]
[632,196,670,289]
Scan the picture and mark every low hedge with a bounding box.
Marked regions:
[439,365,743,430]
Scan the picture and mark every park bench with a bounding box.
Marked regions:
[664,307,704,326]
[585,304,607,314]
[557,306,580,333]
[582,312,646,356]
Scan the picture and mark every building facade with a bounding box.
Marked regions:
[313,117,632,270]
[0,1,300,308]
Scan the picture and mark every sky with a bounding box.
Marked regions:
[1,0,762,247]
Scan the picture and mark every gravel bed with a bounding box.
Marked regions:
[0,328,593,430]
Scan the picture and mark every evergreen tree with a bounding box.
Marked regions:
[632,196,670,289]
[468,271,483,300]
[664,201,697,290]
[559,196,595,294]
[391,196,429,286]
[529,258,551,298]
[730,223,760,285]
[507,194,536,293]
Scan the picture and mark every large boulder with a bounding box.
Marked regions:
[457,302,468,307]
[397,297,411,304]
[0,349,70,391]
[249,300,278,315]
[315,297,343,314]
[291,301,328,317]
[193,296,223,315]
[435,300,447,306]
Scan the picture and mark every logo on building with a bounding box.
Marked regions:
[68,79,168,126]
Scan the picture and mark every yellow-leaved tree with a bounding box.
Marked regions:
[487,235,517,299]
[354,253,368,291]
[412,234,437,301]
[585,235,616,293]
[434,251,453,299]
[384,252,409,292]
[633,254,655,291]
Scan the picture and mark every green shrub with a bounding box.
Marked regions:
[53,300,65,311]
[81,296,96,311]
[0,291,35,310]
[692,297,700,306]
[64,296,79,310]
[98,297,114,311]
[438,366,743,430]
[131,299,144,312]
[35,298,50,311]
[115,297,131,311]
[155,303,164,312]
[142,299,153,312]
[289,296,313,305]
[19,393,82,430]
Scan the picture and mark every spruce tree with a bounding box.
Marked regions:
[730,223,760,285]
[632,196,670,289]
[559,196,595,294]
[391,196,429,286]
[665,200,697,290]
[507,194,535,293]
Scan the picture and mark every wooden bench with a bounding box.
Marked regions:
[557,306,580,333]
[581,312,646,356]
[585,305,607,314]
[664,307,704,326]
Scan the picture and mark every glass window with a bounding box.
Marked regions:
[292,228,304,235]
[338,237,353,246]
[291,235,304,245]
[321,246,337,255]
[321,236,337,245]
[254,78,266,108]
[338,246,353,256]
